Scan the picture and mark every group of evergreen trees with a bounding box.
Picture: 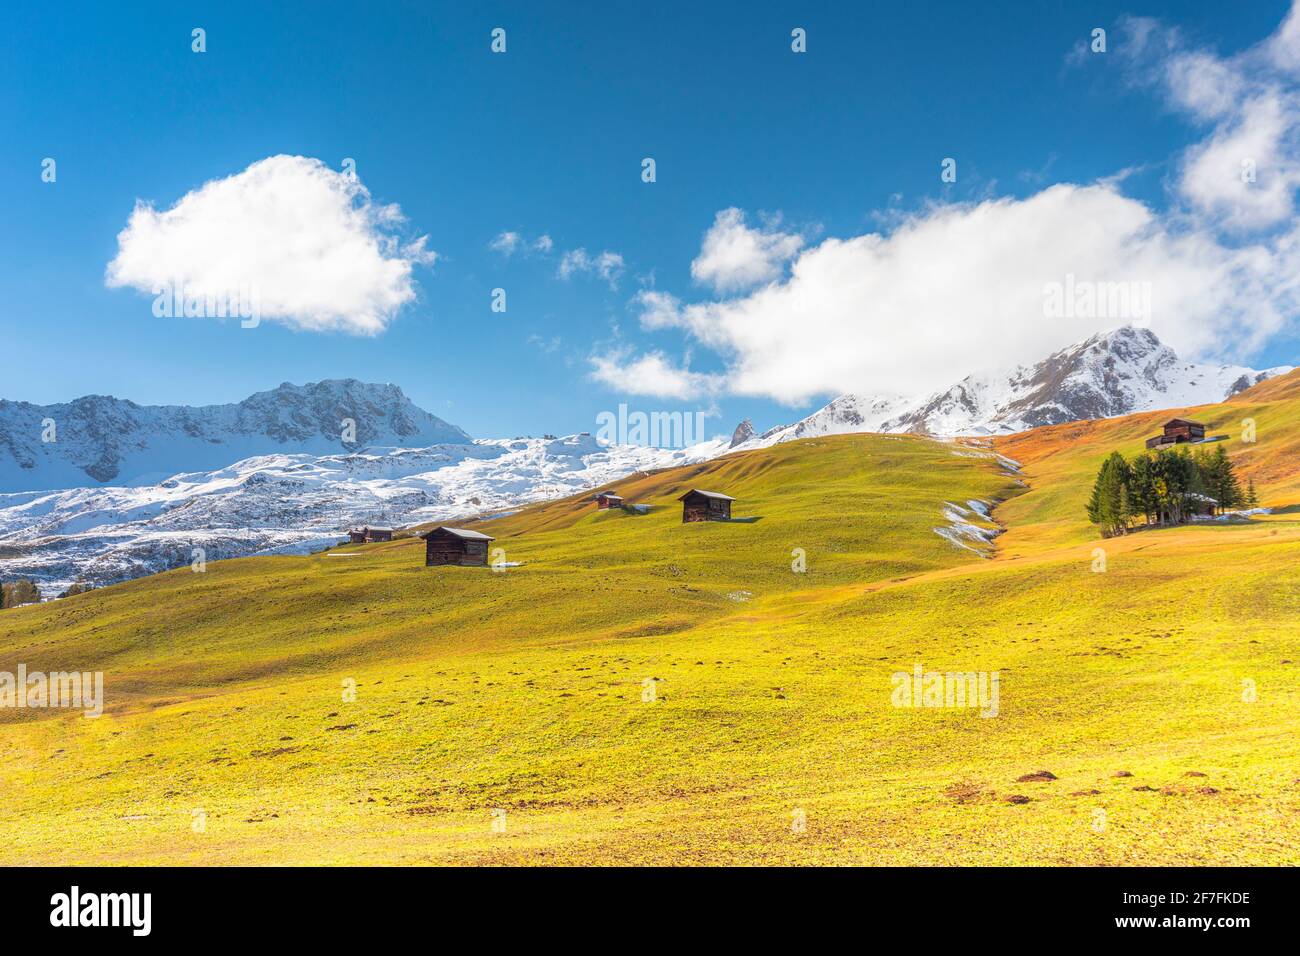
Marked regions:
[1087,444,1258,537]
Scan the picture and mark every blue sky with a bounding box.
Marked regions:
[3,0,1299,441]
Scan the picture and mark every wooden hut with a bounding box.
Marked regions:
[421,527,494,567]
[1145,418,1207,449]
[678,489,735,523]
[366,527,394,542]
[348,529,367,544]
[594,491,624,510]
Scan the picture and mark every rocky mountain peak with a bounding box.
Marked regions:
[729,418,756,447]
[746,326,1293,444]
[0,380,470,492]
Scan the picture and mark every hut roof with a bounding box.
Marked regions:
[367,526,394,533]
[1164,418,1205,428]
[421,527,494,541]
[677,489,735,502]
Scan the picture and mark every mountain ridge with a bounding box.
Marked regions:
[0,378,470,492]
[747,326,1293,444]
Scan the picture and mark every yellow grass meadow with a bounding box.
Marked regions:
[1,375,1298,865]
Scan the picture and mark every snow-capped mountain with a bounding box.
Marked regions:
[0,433,727,592]
[0,379,468,493]
[4,328,1290,594]
[757,327,1293,442]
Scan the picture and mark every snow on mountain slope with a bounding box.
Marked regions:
[0,379,469,493]
[0,433,727,592]
[751,327,1293,443]
[4,326,1289,594]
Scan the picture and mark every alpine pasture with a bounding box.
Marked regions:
[1,374,1298,865]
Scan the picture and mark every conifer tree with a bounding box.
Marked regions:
[1213,444,1242,511]
[1086,452,1130,536]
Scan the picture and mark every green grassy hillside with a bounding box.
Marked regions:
[993,367,1300,553]
[1,409,1298,865]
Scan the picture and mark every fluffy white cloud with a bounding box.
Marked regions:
[1179,94,1300,230]
[1132,6,1300,230]
[588,349,722,400]
[602,6,1300,406]
[1267,0,1300,73]
[633,185,1294,403]
[558,248,625,289]
[106,155,435,335]
[690,208,804,292]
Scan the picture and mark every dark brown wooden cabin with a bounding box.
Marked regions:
[1145,418,1207,449]
[678,489,735,523]
[348,529,367,544]
[594,491,623,510]
[422,527,494,567]
[366,527,394,542]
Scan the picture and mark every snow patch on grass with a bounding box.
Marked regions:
[934,500,1002,557]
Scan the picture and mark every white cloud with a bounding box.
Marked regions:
[1164,51,1246,120]
[491,231,553,256]
[690,208,804,292]
[618,185,1297,405]
[633,290,685,330]
[1179,93,1300,230]
[106,155,435,335]
[1130,6,1300,231]
[602,6,1300,406]
[490,231,522,255]
[1267,0,1300,73]
[558,248,625,289]
[588,349,722,400]
[528,333,562,354]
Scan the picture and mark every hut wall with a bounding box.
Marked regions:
[425,538,490,567]
[682,498,731,522]
[683,503,710,522]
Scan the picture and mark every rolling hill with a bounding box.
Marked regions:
[1,374,1298,864]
